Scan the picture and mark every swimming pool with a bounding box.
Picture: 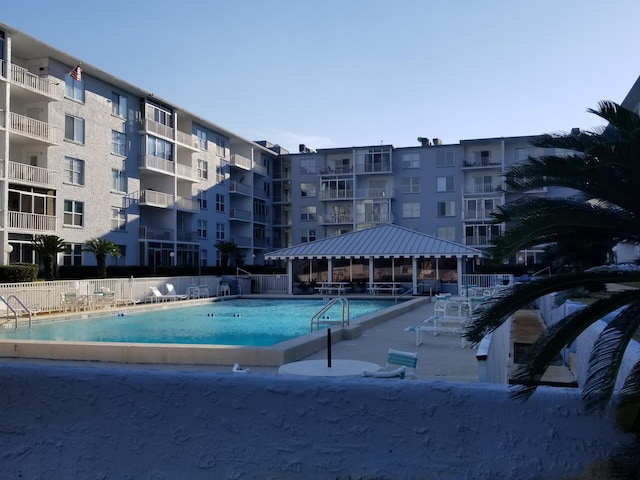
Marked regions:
[0,296,429,366]
[0,298,392,347]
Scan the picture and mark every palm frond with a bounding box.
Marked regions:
[582,301,640,413]
[509,290,640,401]
[616,362,640,433]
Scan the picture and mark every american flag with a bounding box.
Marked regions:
[70,65,82,81]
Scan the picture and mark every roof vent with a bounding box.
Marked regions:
[432,138,442,145]
[417,137,430,147]
[299,144,313,154]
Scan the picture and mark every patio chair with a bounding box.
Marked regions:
[217,281,230,296]
[147,286,184,303]
[362,348,418,379]
[164,283,187,300]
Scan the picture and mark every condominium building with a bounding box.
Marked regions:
[279,138,575,269]
[0,23,282,272]
[0,23,582,273]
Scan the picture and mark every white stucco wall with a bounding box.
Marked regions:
[0,362,628,479]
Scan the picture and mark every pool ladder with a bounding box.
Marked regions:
[0,295,33,330]
[310,297,350,332]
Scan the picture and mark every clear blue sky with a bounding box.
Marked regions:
[3,0,639,152]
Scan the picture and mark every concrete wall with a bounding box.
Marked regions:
[0,362,628,479]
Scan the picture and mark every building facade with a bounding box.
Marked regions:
[0,23,282,272]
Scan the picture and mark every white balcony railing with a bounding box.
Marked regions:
[356,187,395,198]
[175,130,199,150]
[7,211,57,231]
[230,154,252,170]
[318,215,353,225]
[175,197,200,212]
[9,112,59,144]
[229,181,253,196]
[5,161,58,187]
[138,190,174,208]
[139,155,174,175]
[355,213,394,223]
[10,64,61,98]
[175,162,195,180]
[141,118,174,140]
[462,209,498,220]
[462,183,502,194]
[319,189,353,200]
[229,208,252,221]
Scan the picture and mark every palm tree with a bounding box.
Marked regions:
[465,101,640,472]
[31,235,67,280]
[82,238,121,279]
[214,240,237,267]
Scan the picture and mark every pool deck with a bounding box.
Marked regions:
[0,294,481,383]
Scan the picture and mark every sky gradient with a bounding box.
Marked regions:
[2,0,639,152]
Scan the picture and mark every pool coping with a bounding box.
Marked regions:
[0,296,431,366]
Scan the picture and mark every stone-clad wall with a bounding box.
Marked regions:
[0,362,627,479]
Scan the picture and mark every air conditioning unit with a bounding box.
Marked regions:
[432,138,442,145]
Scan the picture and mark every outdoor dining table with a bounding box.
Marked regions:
[278,359,382,377]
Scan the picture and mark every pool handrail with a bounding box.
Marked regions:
[310,297,350,332]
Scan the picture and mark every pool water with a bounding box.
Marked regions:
[0,298,395,347]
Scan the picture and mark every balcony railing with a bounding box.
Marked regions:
[9,112,59,144]
[355,163,393,174]
[319,189,353,200]
[175,162,195,180]
[7,211,57,231]
[462,209,497,220]
[139,226,173,240]
[356,187,395,198]
[462,158,502,168]
[10,64,61,99]
[138,190,173,208]
[465,236,492,246]
[462,183,502,194]
[229,181,253,196]
[139,155,174,175]
[229,208,252,221]
[355,213,394,223]
[176,197,199,212]
[175,130,199,150]
[2,160,58,187]
[318,214,353,225]
[230,154,252,170]
[231,235,252,247]
[253,162,268,176]
[141,118,174,140]
[177,231,198,242]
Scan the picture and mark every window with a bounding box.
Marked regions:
[402,153,420,169]
[300,158,317,174]
[436,151,455,167]
[63,243,83,266]
[216,162,225,183]
[300,205,316,221]
[63,200,84,227]
[111,130,126,156]
[216,222,225,240]
[402,177,420,193]
[402,202,420,218]
[200,249,208,268]
[197,190,207,209]
[216,194,225,212]
[198,219,208,239]
[197,159,208,179]
[63,157,84,186]
[65,115,85,144]
[65,74,84,102]
[111,169,127,193]
[111,92,127,118]
[436,176,454,192]
[147,136,173,161]
[300,182,316,197]
[110,207,126,231]
[148,102,172,127]
[301,229,316,243]
[437,201,456,217]
[196,128,207,149]
[437,226,456,242]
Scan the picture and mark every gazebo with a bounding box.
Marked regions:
[265,224,483,295]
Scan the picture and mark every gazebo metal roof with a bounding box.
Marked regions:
[265,224,483,260]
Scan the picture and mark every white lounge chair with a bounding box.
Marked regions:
[164,283,187,300]
[147,286,184,303]
[362,348,418,379]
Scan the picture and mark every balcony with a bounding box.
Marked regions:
[465,236,492,246]
[355,162,393,174]
[229,208,252,221]
[140,118,174,140]
[319,189,353,200]
[320,165,353,175]
[2,160,59,188]
[462,209,497,221]
[462,158,502,169]
[7,211,57,232]
[139,226,173,241]
[176,197,200,212]
[9,112,59,145]
[229,181,253,196]
[10,64,61,100]
[253,162,268,176]
[355,213,394,223]
[356,187,395,199]
[230,154,252,171]
[177,230,198,242]
[318,214,353,225]
[231,235,252,248]
[462,183,502,195]
[139,155,174,175]
[175,130,199,151]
